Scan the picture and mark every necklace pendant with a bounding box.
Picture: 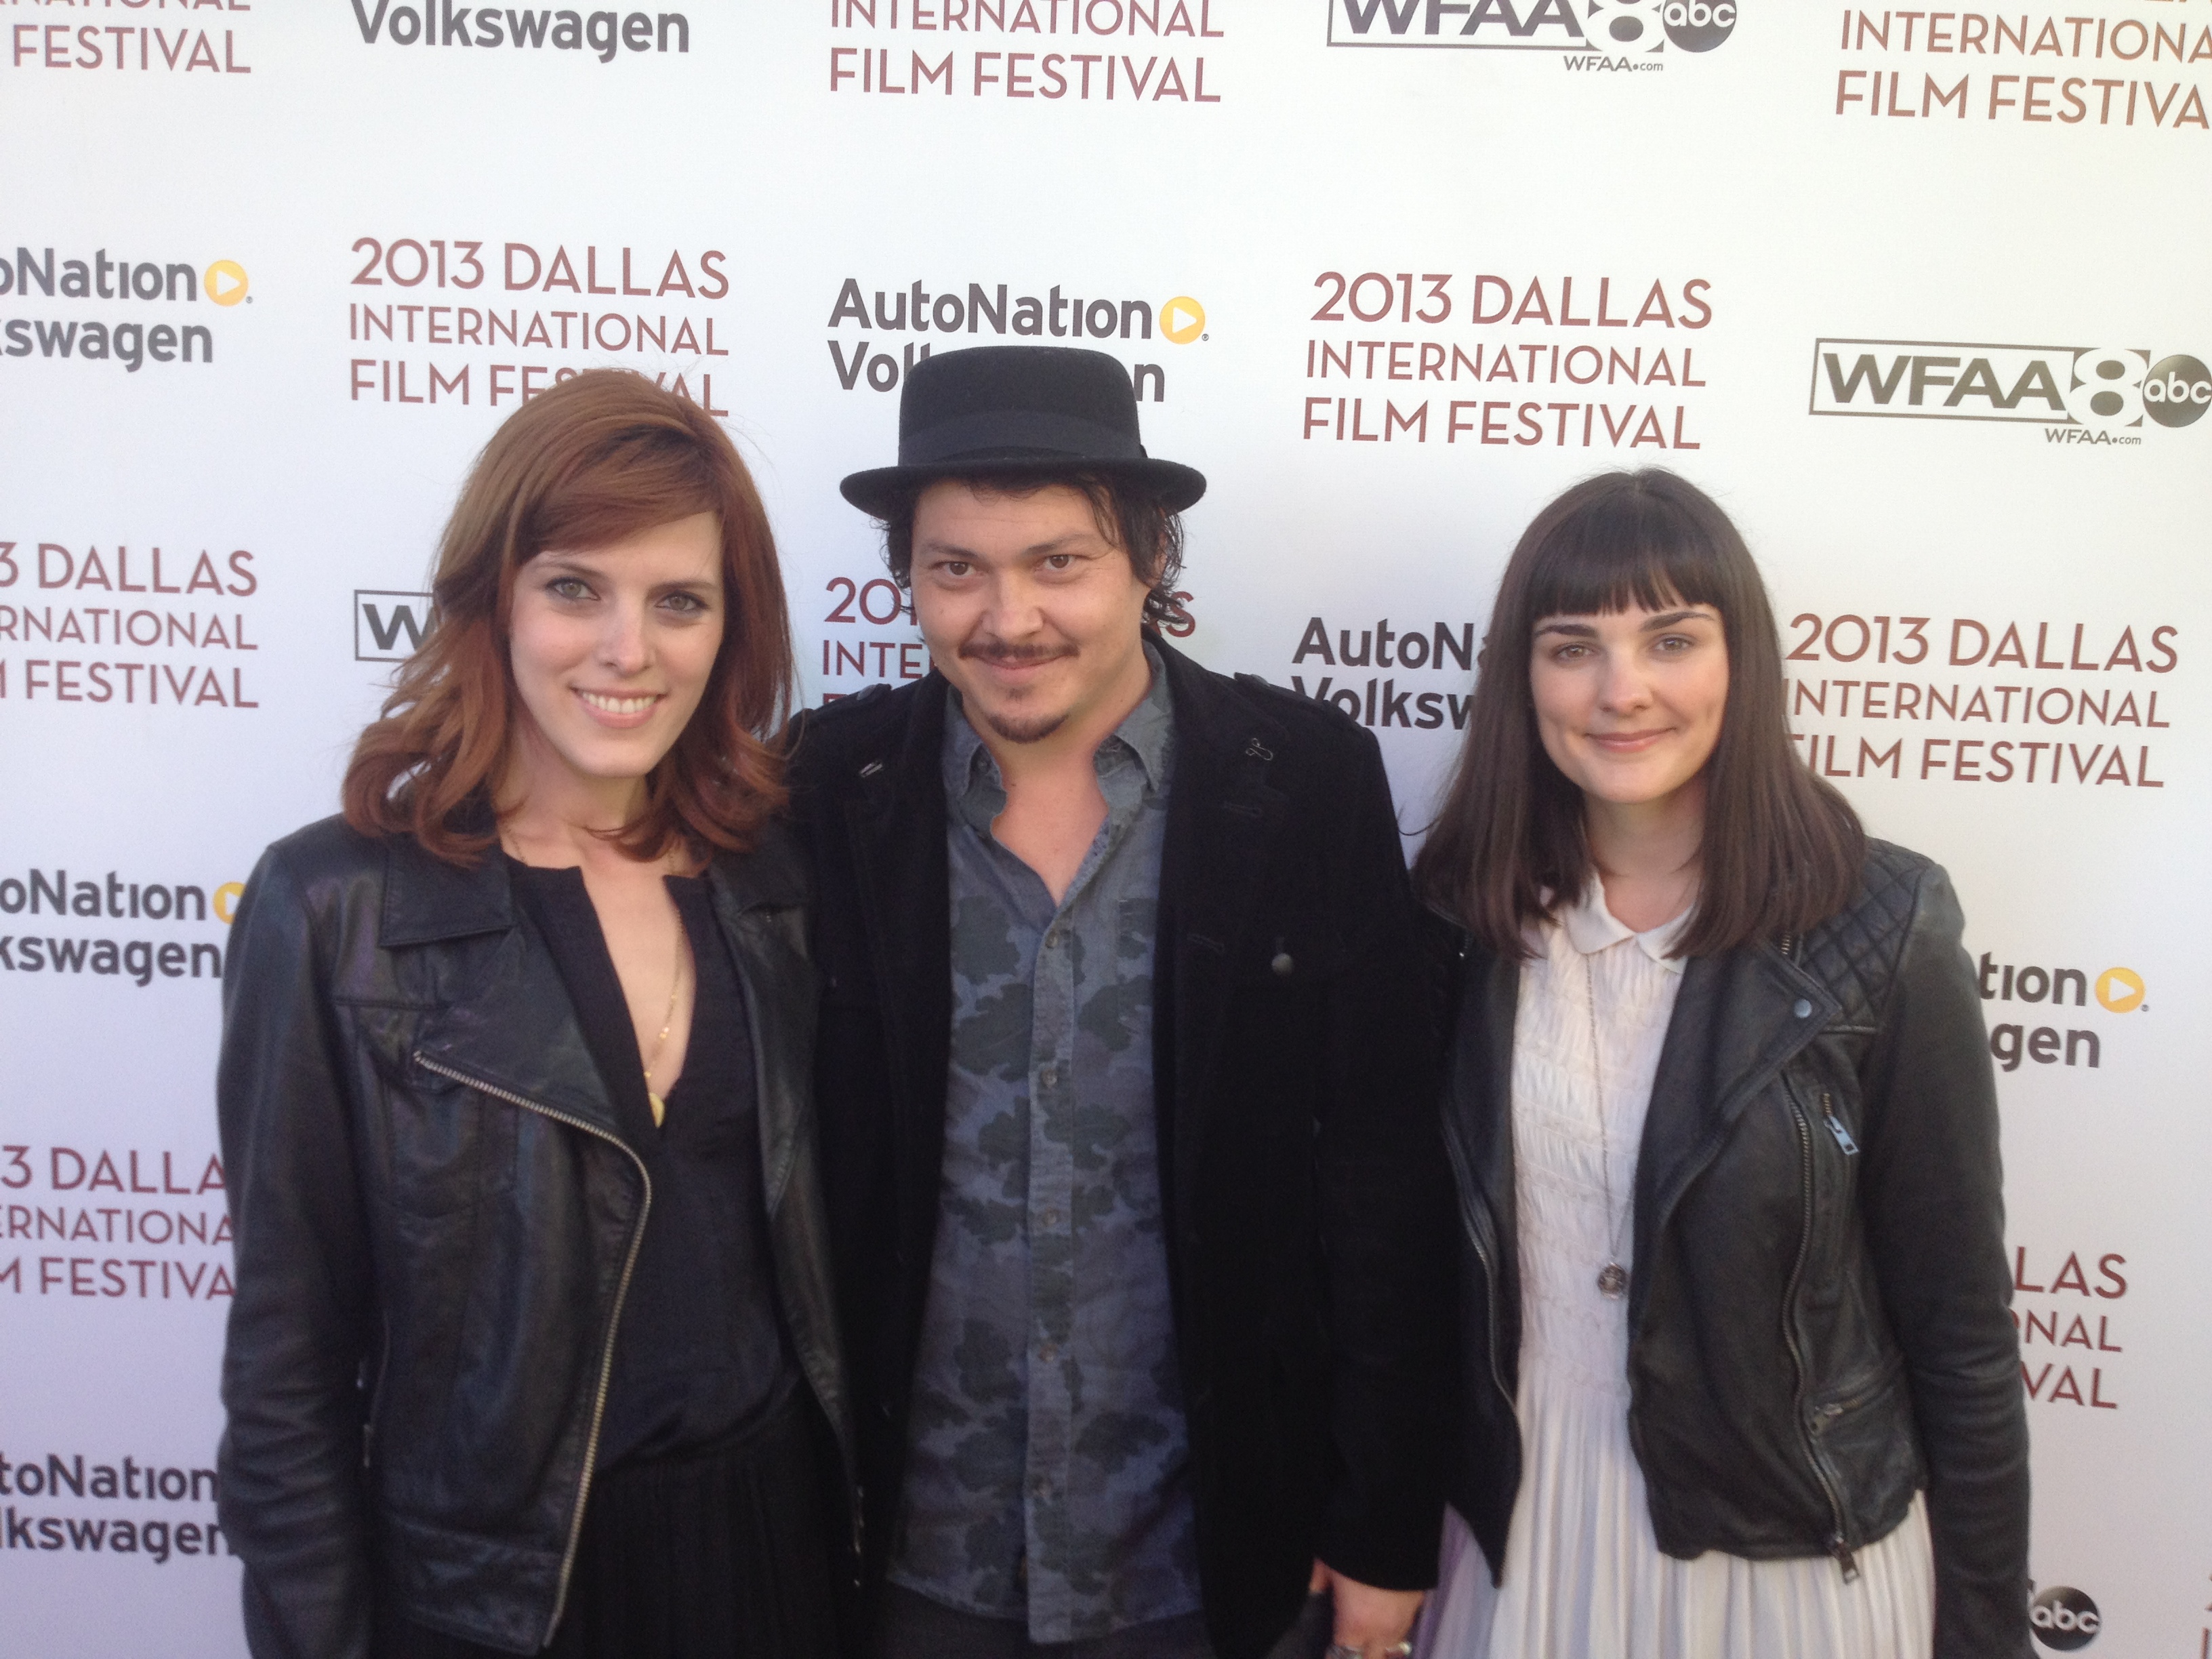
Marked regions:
[647,1090,666,1130]
[1596,1261,1629,1298]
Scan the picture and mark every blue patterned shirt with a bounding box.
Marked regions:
[888,649,1200,1641]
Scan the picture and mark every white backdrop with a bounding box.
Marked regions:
[3,3,2207,1654]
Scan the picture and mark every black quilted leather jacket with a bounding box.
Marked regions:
[215,816,855,1658]
[1440,841,2031,1658]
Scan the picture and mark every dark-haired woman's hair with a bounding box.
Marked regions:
[1413,468,1864,959]
[342,369,795,865]
[876,468,1186,628]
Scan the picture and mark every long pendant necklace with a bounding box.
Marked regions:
[1582,952,1632,1299]
[640,925,684,1129]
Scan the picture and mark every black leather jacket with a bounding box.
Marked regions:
[1441,842,2030,1658]
[215,816,855,1658]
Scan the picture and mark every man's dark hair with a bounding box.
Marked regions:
[878,469,1186,628]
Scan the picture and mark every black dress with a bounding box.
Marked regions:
[388,863,840,1658]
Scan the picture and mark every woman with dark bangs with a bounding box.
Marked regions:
[1411,471,2028,1659]
[216,371,852,1658]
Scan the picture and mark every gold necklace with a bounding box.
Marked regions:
[501,833,687,1126]
[640,925,684,1128]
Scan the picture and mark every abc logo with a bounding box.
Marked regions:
[1662,0,1736,51]
[2142,353,2211,428]
[2030,1586,2101,1651]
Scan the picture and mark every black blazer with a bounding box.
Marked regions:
[784,639,1454,1659]
[1441,842,2030,1658]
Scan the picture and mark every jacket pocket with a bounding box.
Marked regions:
[1805,1352,1922,1520]
[376,1064,519,1219]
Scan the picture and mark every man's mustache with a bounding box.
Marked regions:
[958,640,1076,665]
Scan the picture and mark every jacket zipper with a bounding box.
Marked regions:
[1780,1069,1857,1580]
[1822,1090,1860,1157]
[1774,932,1858,1577]
[412,1052,654,1645]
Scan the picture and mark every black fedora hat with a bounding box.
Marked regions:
[839,345,1206,519]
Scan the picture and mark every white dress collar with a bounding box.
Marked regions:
[1559,878,1692,975]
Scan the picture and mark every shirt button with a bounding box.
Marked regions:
[1038,1343,1059,1363]
[1793,998,1814,1019]
[1041,1208,1061,1228]
[1033,1478,1051,1499]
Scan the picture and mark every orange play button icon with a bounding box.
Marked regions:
[205,260,249,306]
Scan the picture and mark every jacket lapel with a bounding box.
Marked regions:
[705,827,810,1211]
[1153,644,1290,1235]
[385,840,626,1141]
[1631,941,1840,1319]
[707,832,857,1489]
[844,676,956,1270]
[1441,939,1525,1386]
[1444,945,1521,1256]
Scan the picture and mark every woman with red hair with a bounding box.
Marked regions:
[216,371,851,1658]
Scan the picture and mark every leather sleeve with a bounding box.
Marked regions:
[216,845,377,1659]
[1856,864,2032,1658]
[1312,729,1456,1591]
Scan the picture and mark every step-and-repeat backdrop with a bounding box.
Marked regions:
[3,3,2206,1654]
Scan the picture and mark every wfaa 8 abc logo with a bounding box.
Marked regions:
[2028,1584,2101,1651]
[1327,0,1736,56]
[1809,340,2210,445]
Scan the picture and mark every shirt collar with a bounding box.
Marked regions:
[1111,641,1175,792]
[1559,877,1692,974]
[942,641,1174,815]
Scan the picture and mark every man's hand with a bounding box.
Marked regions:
[1309,1558,1424,1658]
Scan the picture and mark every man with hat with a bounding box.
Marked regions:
[788,345,1452,1659]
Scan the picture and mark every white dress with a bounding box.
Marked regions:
[1415,884,1933,1659]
